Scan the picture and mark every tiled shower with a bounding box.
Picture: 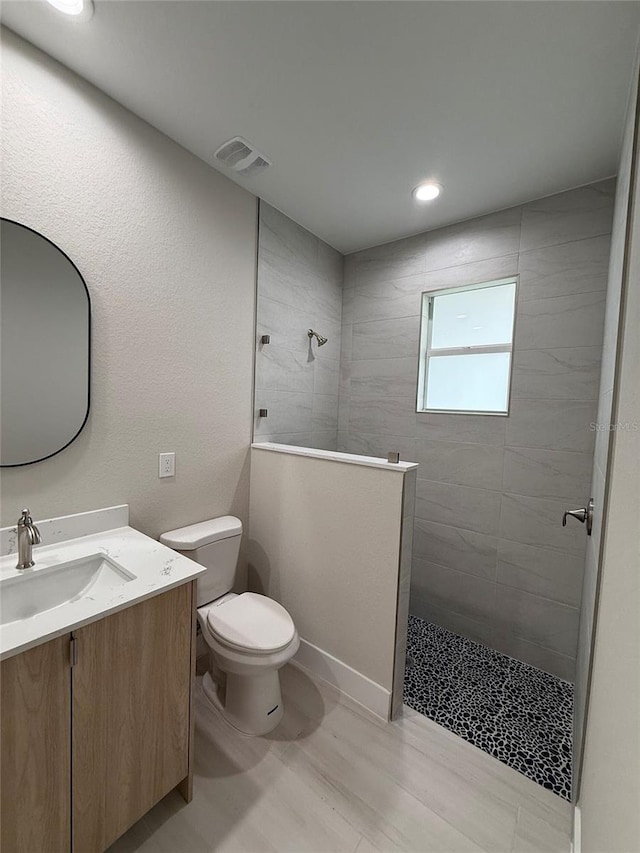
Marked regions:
[338,180,614,681]
[254,181,616,797]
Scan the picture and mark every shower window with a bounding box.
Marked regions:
[417,277,517,415]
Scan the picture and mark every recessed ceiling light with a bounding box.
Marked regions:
[456,314,468,320]
[413,181,442,202]
[45,0,94,20]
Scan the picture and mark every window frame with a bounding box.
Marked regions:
[416,276,518,417]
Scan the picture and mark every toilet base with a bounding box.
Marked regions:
[202,668,284,736]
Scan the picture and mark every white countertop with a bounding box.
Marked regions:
[0,514,205,661]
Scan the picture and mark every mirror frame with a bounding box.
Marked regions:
[1,218,92,468]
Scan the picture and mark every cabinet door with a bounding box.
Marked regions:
[72,584,193,853]
[1,635,71,853]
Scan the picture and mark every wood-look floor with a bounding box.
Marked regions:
[108,664,572,853]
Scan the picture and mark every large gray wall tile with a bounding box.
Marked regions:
[411,559,497,624]
[349,231,427,285]
[422,207,522,272]
[499,493,587,556]
[313,356,340,397]
[416,479,502,536]
[255,345,314,393]
[511,347,601,401]
[312,393,339,432]
[516,291,606,350]
[258,296,315,354]
[350,357,417,400]
[414,412,506,446]
[257,255,316,318]
[349,397,416,437]
[415,439,504,490]
[352,316,420,361]
[506,399,597,453]
[310,430,339,451]
[422,254,519,292]
[413,517,497,580]
[341,285,355,325]
[260,202,318,278]
[317,239,344,284]
[496,539,584,607]
[402,469,417,520]
[255,432,313,447]
[338,432,417,462]
[256,203,343,451]
[502,446,593,501]
[491,632,576,681]
[520,179,615,252]
[351,273,425,323]
[254,390,313,436]
[494,585,580,658]
[518,235,611,301]
[408,598,496,648]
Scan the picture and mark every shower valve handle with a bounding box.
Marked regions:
[562,499,594,536]
[562,508,587,525]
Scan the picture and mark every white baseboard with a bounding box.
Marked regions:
[572,805,581,853]
[293,637,391,721]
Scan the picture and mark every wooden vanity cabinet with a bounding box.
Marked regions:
[0,580,196,853]
[1,634,71,853]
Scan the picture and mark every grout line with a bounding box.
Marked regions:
[518,286,608,303]
[415,470,591,494]
[411,554,580,612]
[412,514,586,558]
[347,228,611,276]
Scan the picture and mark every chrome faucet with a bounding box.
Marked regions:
[16,508,41,570]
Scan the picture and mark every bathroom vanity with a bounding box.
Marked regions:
[0,506,205,853]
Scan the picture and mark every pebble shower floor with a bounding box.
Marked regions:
[403,615,573,800]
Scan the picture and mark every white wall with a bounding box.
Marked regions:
[578,64,640,853]
[0,30,257,539]
[248,445,413,715]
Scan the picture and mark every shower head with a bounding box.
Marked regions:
[308,329,328,347]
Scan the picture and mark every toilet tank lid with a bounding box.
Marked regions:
[159,516,242,550]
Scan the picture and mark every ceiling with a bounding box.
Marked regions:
[2,1,640,253]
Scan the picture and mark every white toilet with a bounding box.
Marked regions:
[160,516,299,735]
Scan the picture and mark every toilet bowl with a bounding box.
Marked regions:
[159,517,299,736]
[198,592,299,734]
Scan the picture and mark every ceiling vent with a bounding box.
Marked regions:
[214,136,271,176]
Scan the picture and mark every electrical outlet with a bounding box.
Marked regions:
[158,452,175,478]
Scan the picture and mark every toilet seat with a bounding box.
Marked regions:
[205,592,296,654]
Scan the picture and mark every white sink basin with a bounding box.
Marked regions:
[0,554,136,626]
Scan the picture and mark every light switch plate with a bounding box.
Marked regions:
[158,452,175,478]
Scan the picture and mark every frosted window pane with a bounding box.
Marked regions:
[431,282,516,349]
[426,353,511,412]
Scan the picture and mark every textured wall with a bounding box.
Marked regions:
[254,203,343,449]
[0,31,257,541]
[339,181,614,679]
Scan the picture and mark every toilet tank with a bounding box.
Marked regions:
[159,516,242,607]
